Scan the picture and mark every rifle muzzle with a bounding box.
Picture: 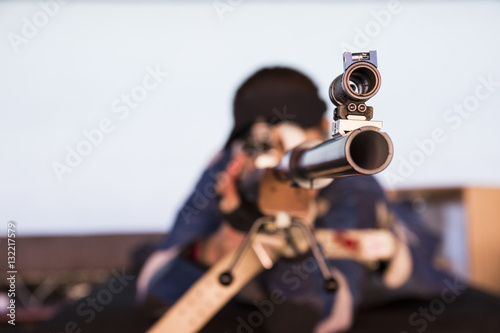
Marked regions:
[275,126,393,188]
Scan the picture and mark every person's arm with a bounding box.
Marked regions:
[136,149,250,302]
[314,176,387,332]
[136,150,230,301]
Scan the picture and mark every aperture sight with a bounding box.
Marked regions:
[329,51,381,123]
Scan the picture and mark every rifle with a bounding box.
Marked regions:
[147,51,404,333]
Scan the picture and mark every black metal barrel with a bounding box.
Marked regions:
[275,126,393,184]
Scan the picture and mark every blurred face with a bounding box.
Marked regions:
[238,118,328,170]
[218,119,328,226]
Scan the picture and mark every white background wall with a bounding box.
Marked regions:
[1,0,499,236]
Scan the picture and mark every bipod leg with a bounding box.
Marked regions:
[219,216,273,286]
[291,218,338,292]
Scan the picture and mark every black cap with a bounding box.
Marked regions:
[226,67,327,147]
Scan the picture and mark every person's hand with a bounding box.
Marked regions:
[198,151,250,266]
[217,152,248,214]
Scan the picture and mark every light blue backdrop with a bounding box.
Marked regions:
[1,0,499,235]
